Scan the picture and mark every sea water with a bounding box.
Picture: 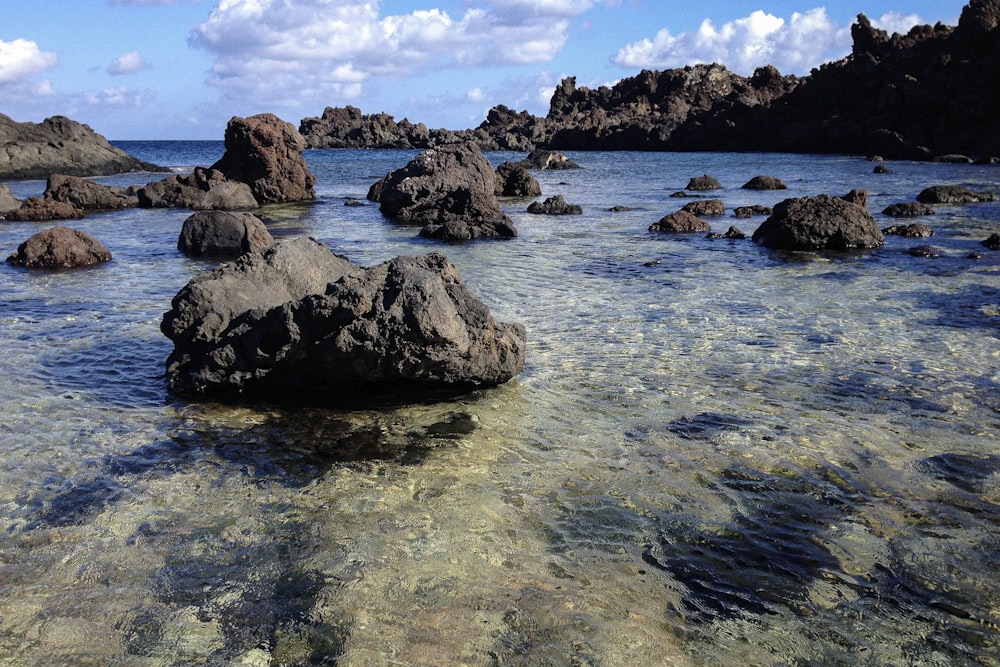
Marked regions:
[0,143,997,665]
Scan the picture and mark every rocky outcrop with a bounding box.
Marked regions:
[682,199,725,216]
[742,176,787,190]
[6,197,84,222]
[649,210,711,233]
[137,167,258,210]
[751,194,884,250]
[162,238,526,405]
[527,195,582,215]
[706,226,747,239]
[6,226,112,268]
[916,185,998,204]
[495,162,541,197]
[44,174,137,211]
[687,175,722,191]
[367,142,516,241]
[883,202,936,217]
[883,223,934,237]
[177,211,274,257]
[210,114,316,204]
[0,114,163,180]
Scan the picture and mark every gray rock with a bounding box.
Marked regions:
[682,199,725,216]
[882,223,935,238]
[751,194,884,250]
[137,167,258,210]
[178,211,274,257]
[0,184,20,216]
[44,174,137,210]
[982,233,1000,250]
[706,226,747,239]
[882,202,935,217]
[916,185,998,204]
[7,226,112,268]
[527,195,582,215]
[733,204,772,218]
[686,174,722,191]
[162,241,526,405]
[517,149,580,170]
[495,162,541,197]
[741,175,787,190]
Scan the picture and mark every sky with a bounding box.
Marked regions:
[0,0,969,140]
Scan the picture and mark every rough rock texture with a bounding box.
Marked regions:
[686,175,722,191]
[0,184,20,216]
[883,202,936,217]
[682,199,725,216]
[495,162,541,197]
[883,223,935,237]
[178,211,274,257]
[706,226,747,239]
[527,195,582,215]
[742,175,787,190]
[211,114,316,204]
[841,189,869,208]
[162,239,526,405]
[368,142,516,240]
[907,244,941,257]
[734,205,772,218]
[649,210,711,233]
[6,226,112,268]
[916,185,998,204]
[517,149,580,170]
[7,197,84,221]
[0,114,162,180]
[137,167,258,210]
[752,194,885,250]
[44,174,137,210]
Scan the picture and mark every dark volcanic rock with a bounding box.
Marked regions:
[7,197,83,221]
[982,233,1000,250]
[882,202,936,217]
[751,194,884,250]
[527,195,582,215]
[368,142,516,240]
[494,162,541,197]
[682,199,725,216]
[733,205,772,218]
[686,175,722,191]
[883,223,935,238]
[44,174,137,210]
[916,185,998,204]
[162,239,526,405]
[907,244,942,257]
[649,210,711,233]
[137,167,258,210]
[178,211,274,257]
[706,226,747,239]
[742,175,787,190]
[7,226,112,268]
[517,149,580,170]
[211,113,316,204]
[0,113,162,180]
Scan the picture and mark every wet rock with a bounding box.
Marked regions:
[741,175,787,190]
[0,184,21,216]
[210,113,316,204]
[883,223,935,238]
[733,204,772,218]
[916,185,998,204]
[981,233,1000,250]
[368,142,516,240]
[686,174,722,191]
[874,164,894,174]
[494,161,541,197]
[517,149,580,170]
[7,225,112,268]
[751,194,884,250]
[907,244,942,257]
[177,211,274,257]
[649,210,711,233]
[162,238,526,405]
[44,173,137,210]
[882,202,935,217]
[706,226,747,239]
[841,188,868,208]
[527,195,582,215]
[138,167,258,210]
[681,199,725,216]
[609,205,633,212]
[7,197,83,221]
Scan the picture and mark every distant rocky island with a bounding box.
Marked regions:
[300,1,1000,161]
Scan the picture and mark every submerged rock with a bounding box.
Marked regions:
[527,195,582,215]
[162,238,526,405]
[706,226,747,239]
[751,194,884,250]
[883,223,935,238]
[733,204,772,218]
[882,202,935,217]
[682,199,725,216]
[7,226,112,268]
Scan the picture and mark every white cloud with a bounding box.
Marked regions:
[611,8,923,77]
[189,0,605,105]
[108,50,148,75]
[0,38,58,86]
[871,12,924,35]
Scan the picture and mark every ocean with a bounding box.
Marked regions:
[0,141,997,665]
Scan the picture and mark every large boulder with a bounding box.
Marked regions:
[210,113,316,204]
[177,211,274,257]
[686,174,722,191]
[495,162,541,197]
[7,226,112,268]
[137,167,258,210]
[0,113,162,180]
[44,174,137,210]
[916,185,998,204]
[161,238,526,405]
[751,194,884,250]
[649,210,711,233]
[7,197,83,221]
[368,142,517,240]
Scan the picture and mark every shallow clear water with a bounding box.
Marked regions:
[1,144,998,665]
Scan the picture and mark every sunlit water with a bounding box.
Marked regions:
[1,144,998,666]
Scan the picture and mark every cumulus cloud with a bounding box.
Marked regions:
[611,8,924,77]
[189,0,609,105]
[108,50,148,75]
[0,38,58,86]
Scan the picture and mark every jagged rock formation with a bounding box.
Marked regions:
[0,114,162,180]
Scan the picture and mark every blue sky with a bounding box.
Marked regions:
[0,1,968,140]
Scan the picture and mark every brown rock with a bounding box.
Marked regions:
[7,226,111,268]
[7,197,83,221]
[649,210,711,233]
[682,199,725,216]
